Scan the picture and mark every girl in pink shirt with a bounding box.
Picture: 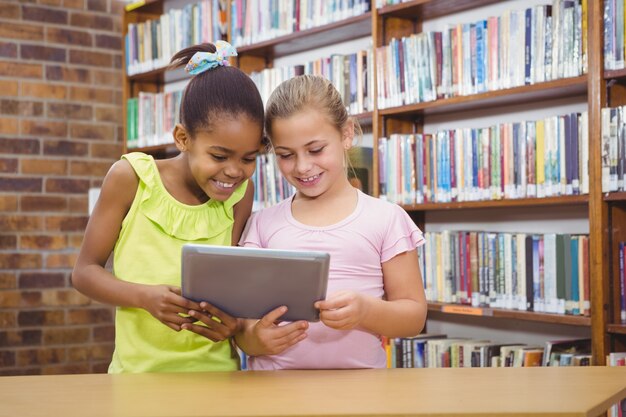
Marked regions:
[236,75,427,369]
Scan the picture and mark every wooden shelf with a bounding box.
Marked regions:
[608,324,626,335]
[236,13,372,58]
[428,302,591,327]
[604,192,626,202]
[401,195,589,212]
[605,68,626,81]
[379,76,588,118]
[378,0,502,20]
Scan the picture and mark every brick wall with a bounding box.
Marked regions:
[0,0,123,375]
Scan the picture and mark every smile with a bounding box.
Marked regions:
[213,180,236,189]
[298,174,320,183]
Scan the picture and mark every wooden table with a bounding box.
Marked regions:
[1,367,626,417]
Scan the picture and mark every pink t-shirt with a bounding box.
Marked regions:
[239,189,425,370]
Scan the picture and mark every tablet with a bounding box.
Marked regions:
[181,244,330,322]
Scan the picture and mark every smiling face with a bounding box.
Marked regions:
[175,115,262,202]
[271,109,353,200]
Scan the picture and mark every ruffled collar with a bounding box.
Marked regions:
[124,152,247,241]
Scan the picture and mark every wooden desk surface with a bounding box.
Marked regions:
[1,367,626,417]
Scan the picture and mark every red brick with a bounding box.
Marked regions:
[0,62,42,79]
[94,106,120,123]
[0,2,21,19]
[110,0,124,14]
[21,120,67,137]
[113,53,122,69]
[0,177,42,192]
[0,195,17,211]
[68,344,113,362]
[0,214,42,231]
[18,310,65,327]
[43,139,87,156]
[0,329,42,347]
[67,308,113,325]
[63,0,84,9]
[0,41,17,58]
[21,82,66,100]
[21,196,67,212]
[17,348,65,366]
[0,117,18,135]
[48,102,92,120]
[0,253,42,269]
[0,80,17,96]
[0,291,42,308]
[0,138,40,154]
[86,0,107,11]
[0,273,16,289]
[0,368,41,376]
[43,327,89,345]
[69,49,113,67]
[91,362,109,373]
[39,0,63,5]
[70,122,114,141]
[0,351,15,367]
[45,215,88,231]
[21,158,67,175]
[0,22,43,41]
[68,196,88,213]
[21,44,66,62]
[0,235,17,249]
[93,325,114,342]
[22,5,67,24]
[46,66,90,83]
[68,233,83,248]
[20,272,66,289]
[91,70,120,85]
[42,363,89,375]
[94,34,120,50]
[90,142,122,159]
[46,27,92,47]
[20,235,67,250]
[41,289,90,306]
[0,312,16,327]
[0,157,17,173]
[45,178,89,194]
[69,86,113,104]
[0,99,44,116]
[45,252,79,269]
[70,160,112,177]
[69,12,112,30]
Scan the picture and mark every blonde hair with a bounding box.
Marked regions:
[265,75,363,143]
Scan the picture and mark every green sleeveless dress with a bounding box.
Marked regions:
[109,152,247,373]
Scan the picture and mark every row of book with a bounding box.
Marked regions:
[417,231,590,316]
[230,0,370,47]
[250,49,374,115]
[609,352,626,417]
[378,112,589,205]
[251,153,295,211]
[604,0,626,71]
[125,0,227,76]
[601,106,626,193]
[126,90,183,149]
[618,242,626,324]
[376,0,587,109]
[383,335,592,368]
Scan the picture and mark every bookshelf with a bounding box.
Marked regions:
[122,0,623,365]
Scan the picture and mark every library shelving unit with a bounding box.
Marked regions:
[122,0,618,364]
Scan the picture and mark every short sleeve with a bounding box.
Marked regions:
[381,204,425,263]
[238,210,263,248]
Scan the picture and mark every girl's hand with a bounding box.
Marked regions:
[182,302,242,343]
[315,291,370,331]
[140,285,201,332]
[249,306,308,355]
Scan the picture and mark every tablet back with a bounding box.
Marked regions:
[181,244,330,322]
